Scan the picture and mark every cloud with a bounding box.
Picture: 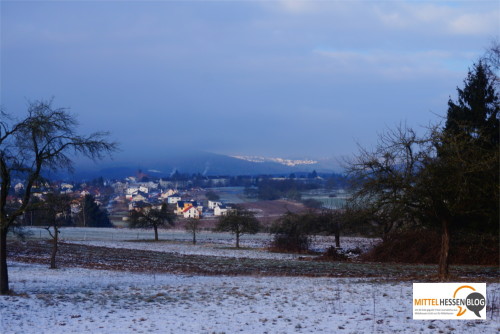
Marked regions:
[448,12,499,35]
[372,2,498,37]
[275,0,320,14]
[2,0,498,161]
[312,48,461,80]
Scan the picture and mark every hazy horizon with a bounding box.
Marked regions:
[2,1,498,164]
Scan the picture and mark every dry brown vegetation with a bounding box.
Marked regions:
[362,230,499,266]
[8,240,499,281]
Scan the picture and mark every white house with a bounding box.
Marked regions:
[112,181,128,192]
[160,189,177,199]
[144,181,159,190]
[176,201,198,215]
[32,192,44,200]
[208,200,222,210]
[14,183,24,193]
[182,205,201,219]
[214,204,232,216]
[139,185,149,194]
[60,183,74,194]
[126,187,139,195]
[131,193,148,202]
[61,183,73,190]
[167,194,182,204]
[70,201,81,215]
[129,200,150,211]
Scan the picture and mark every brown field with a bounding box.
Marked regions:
[8,240,499,282]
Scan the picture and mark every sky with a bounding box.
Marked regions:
[1,0,499,165]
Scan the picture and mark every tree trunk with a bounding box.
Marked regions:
[0,227,9,294]
[335,221,340,248]
[236,232,240,248]
[438,219,450,281]
[82,199,86,227]
[192,231,196,245]
[50,226,58,269]
[154,226,159,241]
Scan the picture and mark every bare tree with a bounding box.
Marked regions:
[129,203,176,241]
[345,121,498,280]
[184,218,201,245]
[344,124,431,233]
[40,191,72,269]
[318,210,343,248]
[482,39,500,89]
[0,99,116,294]
[215,206,260,248]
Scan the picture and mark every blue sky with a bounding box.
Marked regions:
[1,0,499,164]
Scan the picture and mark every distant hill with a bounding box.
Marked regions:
[52,151,339,180]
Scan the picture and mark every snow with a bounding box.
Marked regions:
[1,262,498,334]
[3,229,497,333]
[68,240,308,260]
[24,226,380,260]
[66,236,378,261]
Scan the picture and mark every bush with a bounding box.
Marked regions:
[271,233,310,253]
[269,212,311,253]
[362,230,499,265]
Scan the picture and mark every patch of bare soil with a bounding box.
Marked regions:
[8,240,499,281]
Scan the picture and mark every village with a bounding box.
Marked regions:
[10,170,345,230]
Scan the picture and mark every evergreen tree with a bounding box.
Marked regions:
[79,194,113,227]
[445,61,499,147]
[428,60,499,279]
[345,59,499,280]
[441,60,499,234]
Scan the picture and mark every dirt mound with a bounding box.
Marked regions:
[362,230,499,265]
[316,246,349,262]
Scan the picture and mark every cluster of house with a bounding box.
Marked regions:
[123,182,232,219]
[10,181,105,222]
[11,176,234,222]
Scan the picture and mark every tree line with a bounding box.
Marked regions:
[344,45,499,280]
[23,194,112,228]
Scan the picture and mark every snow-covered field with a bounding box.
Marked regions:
[66,235,379,261]
[1,262,498,334]
[3,228,498,333]
[22,227,381,260]
[25,227,380,251]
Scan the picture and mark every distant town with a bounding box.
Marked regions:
[12,169,349,229]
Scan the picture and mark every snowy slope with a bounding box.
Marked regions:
[1,262,498,334]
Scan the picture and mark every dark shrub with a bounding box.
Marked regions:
[269,212,311,253]
[362,230,499,265]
